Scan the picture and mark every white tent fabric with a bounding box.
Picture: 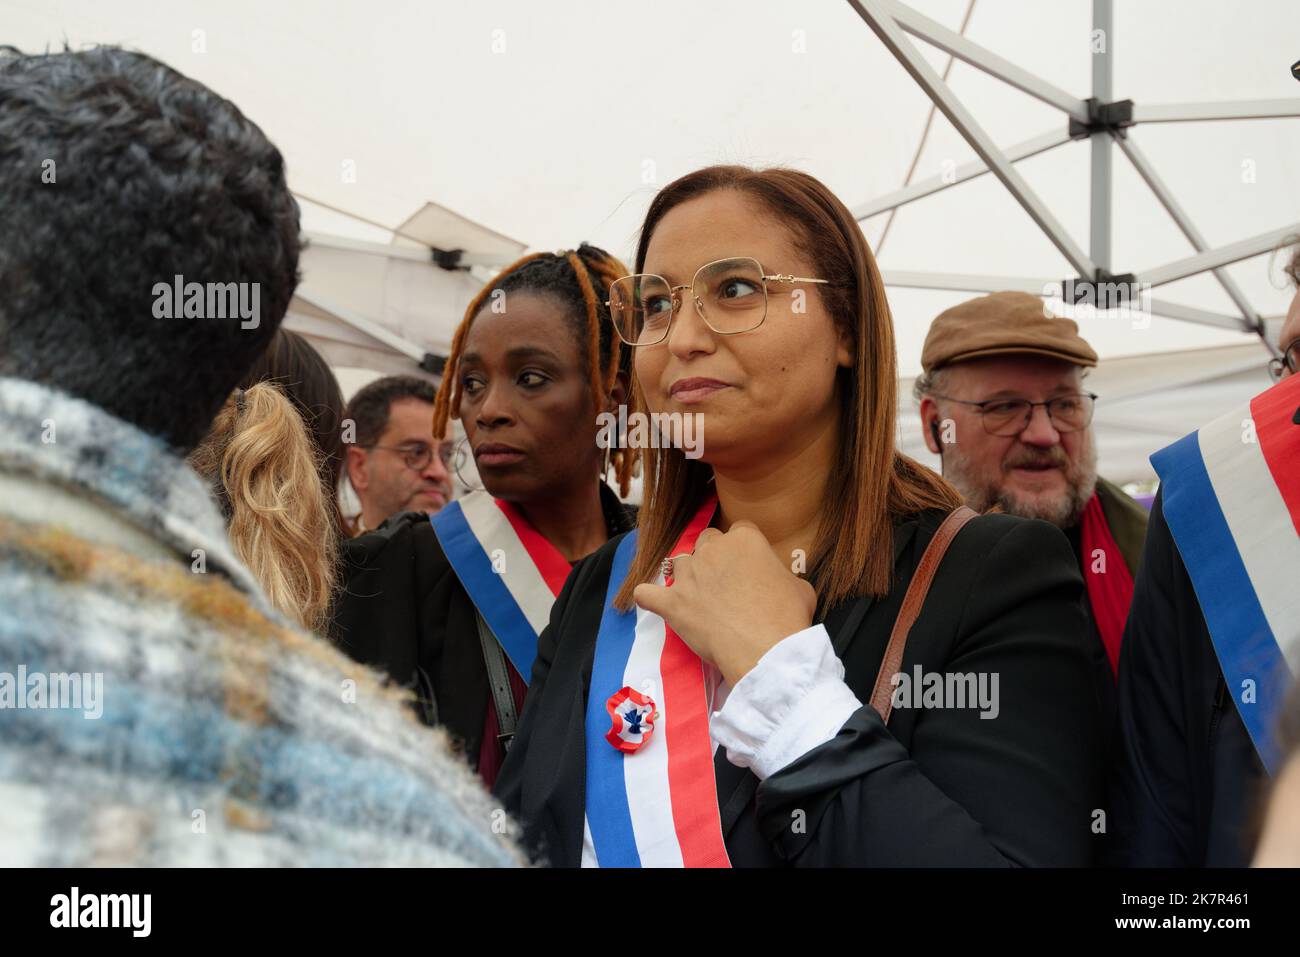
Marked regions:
[285,199,526,377]
[7,0,1299,481]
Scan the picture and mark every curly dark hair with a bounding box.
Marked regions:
[0,45,301,452]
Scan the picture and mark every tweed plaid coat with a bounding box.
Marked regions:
[0,377,522,867]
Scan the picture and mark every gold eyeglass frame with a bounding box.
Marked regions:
[604,256,832,347]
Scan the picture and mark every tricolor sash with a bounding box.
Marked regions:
[430,491,571,682]
[582,495,731,868]
[1152,372,1300,774]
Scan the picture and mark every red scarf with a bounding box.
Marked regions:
[1079,492,1135,679]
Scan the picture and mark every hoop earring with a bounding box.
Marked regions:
[600,406,621,482]
[453,436,484,493]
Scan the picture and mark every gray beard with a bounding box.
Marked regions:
[987,475,1096,529]
[944,451,1098,530]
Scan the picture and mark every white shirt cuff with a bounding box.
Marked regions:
[709,623,862,781]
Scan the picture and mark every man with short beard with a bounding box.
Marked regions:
[915,292,1148,714]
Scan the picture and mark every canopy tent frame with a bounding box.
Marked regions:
[304,231,518,272]
[848,0,1300,356]
[290,192,524,374]
[879,270,1258,332]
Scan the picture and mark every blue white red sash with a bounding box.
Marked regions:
[582,495,731,868]
[430,491,571,683]
[1152,372,1300,774]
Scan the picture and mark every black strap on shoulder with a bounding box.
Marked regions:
[475,610,518,751]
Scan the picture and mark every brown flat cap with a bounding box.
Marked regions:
[920,291,1098,374]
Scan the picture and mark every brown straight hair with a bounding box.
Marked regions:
[613,165,962,612]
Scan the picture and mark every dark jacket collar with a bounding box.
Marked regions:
[714,513,923,835]
[1093,475,1149,578]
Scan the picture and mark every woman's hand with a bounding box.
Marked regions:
[633,520,817,686]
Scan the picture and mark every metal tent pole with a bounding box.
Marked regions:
[1115,137,1264,336]
[1133,100,1300,123]
[848,0,1299,351]
[849,0,1097,278]
[1138,225,1300,287]
[877,0,1087,121]
[1090,0,1113,276]
[852,128,1072,220]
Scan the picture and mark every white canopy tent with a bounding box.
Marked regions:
[847,0,1300,479]
[286,197,526,378]
[7,0,1299,482]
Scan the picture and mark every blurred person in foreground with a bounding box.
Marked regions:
[0,44,519,866]
[1112,243,1300,867]
[342,375,453,535]
[915,293,1148,721]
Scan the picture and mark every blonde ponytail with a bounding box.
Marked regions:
[190,382,338,633]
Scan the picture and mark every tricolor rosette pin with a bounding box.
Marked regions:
[605,686,658,754]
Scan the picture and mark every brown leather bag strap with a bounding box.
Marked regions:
[868,506,978,724]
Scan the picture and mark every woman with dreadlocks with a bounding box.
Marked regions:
[331,243,636,787]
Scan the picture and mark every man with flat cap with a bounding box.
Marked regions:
[915,292,1148,720]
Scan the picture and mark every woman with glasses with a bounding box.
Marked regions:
[339,375,453,536]
[496,166,1103,867]
[1268,339,1300,382]
[331,244,637,787]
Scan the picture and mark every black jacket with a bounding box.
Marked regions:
[330,483,635,765]
[330,511,490,760]
[496,508,1105,867]
[1109,488,1267,867]
[1056,478,1148,784]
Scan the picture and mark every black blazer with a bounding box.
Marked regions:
[330,512,490,759]
[495,508,1106,866]
[330,482,636,765]
[1109,488,1266,867]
